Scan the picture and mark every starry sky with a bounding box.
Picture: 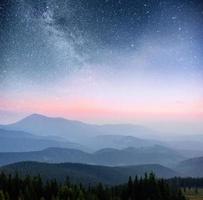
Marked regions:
[0,0,203,134]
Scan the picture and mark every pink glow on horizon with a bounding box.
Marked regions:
[1,95,202,123]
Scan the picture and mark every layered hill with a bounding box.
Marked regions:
[176,156,203,177]
[0,161,179,185]
[0,146,184,167]
[0,129,85,152]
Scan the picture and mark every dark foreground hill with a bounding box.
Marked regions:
[0,161,179,185]
[0,146,184,167]
[176,156,203,177]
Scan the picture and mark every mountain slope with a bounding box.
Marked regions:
[0,146,184,167]
[93,145,184,166]
[0,129,86,152]
[86,134,162,150]
[0,114,160,144]
[0,114,92,142]
[176,156,203,177]
[0,161,179,185]
[0,148,91,166]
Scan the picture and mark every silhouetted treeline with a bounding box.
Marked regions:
[168,177,203,189]
[0,172,186,200]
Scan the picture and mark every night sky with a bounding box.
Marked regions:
[0,0,203,133]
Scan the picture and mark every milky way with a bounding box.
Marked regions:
[0,0,203,133]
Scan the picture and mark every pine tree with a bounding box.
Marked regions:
[0,191,5,200]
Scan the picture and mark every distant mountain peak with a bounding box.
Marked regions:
[20,113,86,125]
[1,113,162,145]
[28,113,45,118]
[22,113,61,121]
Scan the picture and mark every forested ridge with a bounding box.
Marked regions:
[0,172,186,200]
[168,177,203,189]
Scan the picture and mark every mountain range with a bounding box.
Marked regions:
[0,114,166,153]
[0,114,161,144]
[0,113,202,179]
[0,146,184,167]
[2,113,202,154]
[0,129,87,152]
